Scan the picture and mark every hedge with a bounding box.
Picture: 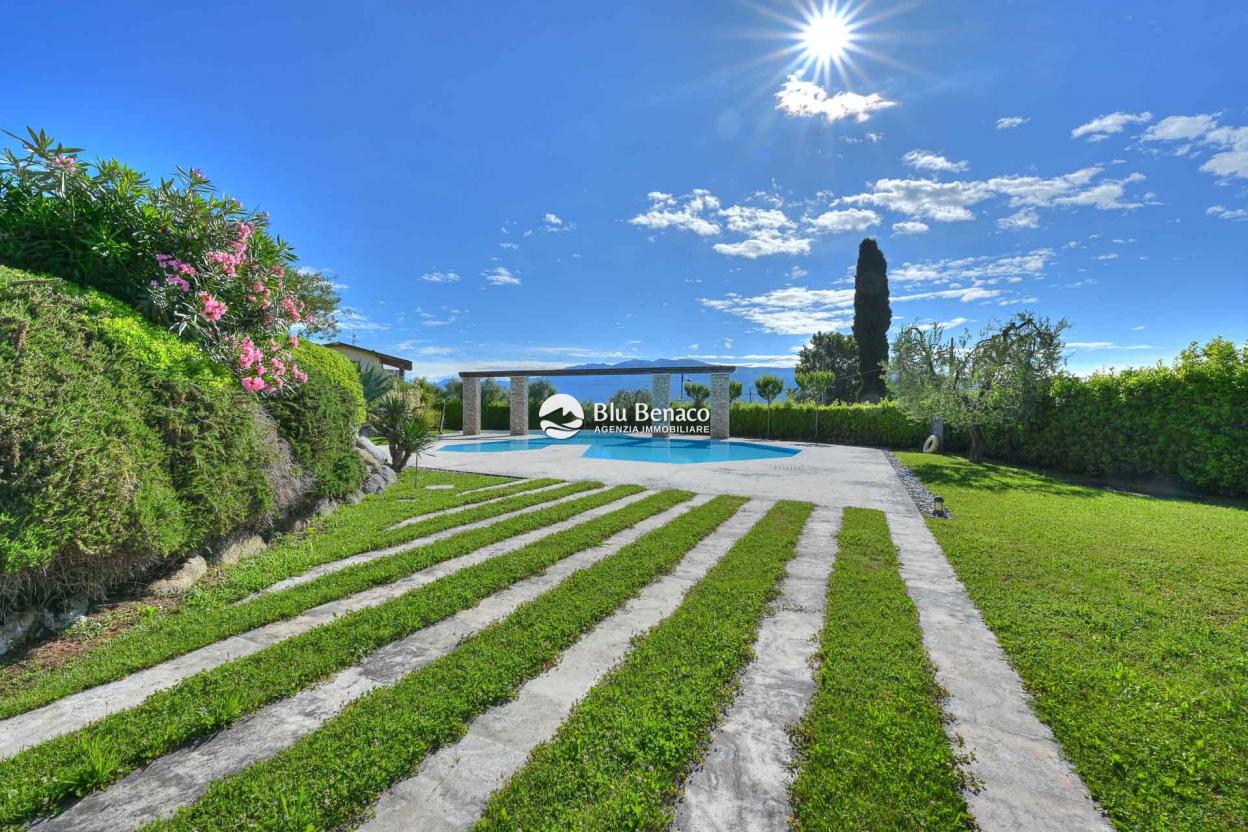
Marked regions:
[263,343,366,499]
[0,267,366,608]
[983,340,1248,496]
[730,401,928,447]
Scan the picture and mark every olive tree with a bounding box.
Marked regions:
[890,313,1067,463]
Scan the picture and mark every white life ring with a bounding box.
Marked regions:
[922,434,941,454]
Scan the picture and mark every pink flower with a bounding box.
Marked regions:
[165,275,190,292]
[197,291,227,323]
[238,338,264,370]
[241,376,266,393]
[292,364,309,384]
[52,154,78,173]
[289,334,299,349]
[281,296,302,323]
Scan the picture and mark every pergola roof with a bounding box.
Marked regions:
[459,365,736,379]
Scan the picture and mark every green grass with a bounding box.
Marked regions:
[144,496,750,832]
[199,474,562,602]
[897,453,1248,832]
[0,481,606,720]
[474,500,814,831]
[0,488,684,826]
[788,508,973,831]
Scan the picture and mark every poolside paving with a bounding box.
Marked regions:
[424,433,916,512]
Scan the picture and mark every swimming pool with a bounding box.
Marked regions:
[438,432,800,465]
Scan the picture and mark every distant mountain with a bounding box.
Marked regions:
[537,358,796,403]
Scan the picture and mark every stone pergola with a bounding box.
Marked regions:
[459,365,737,439]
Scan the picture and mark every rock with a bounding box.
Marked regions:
[147,556,209,596]
[356,434,390,465]
[42,595,88,631]
[0,612,37,657]
[214,534,266,566]
[313,497,338,517]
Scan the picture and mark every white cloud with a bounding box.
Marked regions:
[721,337,733,349]
[1139,115,1248,179]
[483,266,521,286]
[700,287,856,334]
[998,208,1040,229]
[1094,253,1119,261]
[1207,204,1248,221]
[838,166,1146,222]
[774,74,897,124]
[805,208,881,233]
[1067,341,1156,351]
[499,242,519,250]
[892,220,929,235]
[1141,114,1218,142]
[629,189,722,236]
[839,178,993,221]
[788,265,809,279]
[917,316,971,331]
[419,271,461,283]
[543,212,563,226]
[712,234,810,259]
[891,249,1054,284]
[995,116,1028,130]
[1070,111,1152,141]
[415,307,461,326]
[334,309,390,332]
[720,205,794,235]
[902,150,968,173]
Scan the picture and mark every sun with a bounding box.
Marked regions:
[800,6,853,63]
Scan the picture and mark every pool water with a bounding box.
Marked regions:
[439,432,799,465]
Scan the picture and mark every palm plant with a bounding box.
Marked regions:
[358,364,395,403]
[368,391,435,473]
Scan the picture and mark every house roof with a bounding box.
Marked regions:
[323,342,414,371]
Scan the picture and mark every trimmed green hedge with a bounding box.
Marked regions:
[0,267,274,605]
[263,343,366,499]
[730,401,927,447]
[983,340,1248,496]
[0,268,367,607]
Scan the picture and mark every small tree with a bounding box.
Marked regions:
[796,370,837,441]
[796,331,858,401]
[891,313,1068,463]
[729,380,743,401]
[684,381,710,409]
[528,378,557,403]
[754,374,784,438]
[368,390,436,473]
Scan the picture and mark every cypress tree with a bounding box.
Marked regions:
[852,238,892,401]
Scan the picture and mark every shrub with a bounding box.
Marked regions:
[731,401,927,447]
[262,343,367,499]
[0,128,337,393]
[0,267,282,608]
[984,339,1248,495]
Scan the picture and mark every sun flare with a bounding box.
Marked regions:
[800,6,853,63]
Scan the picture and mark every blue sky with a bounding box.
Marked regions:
[4,0,1246,378]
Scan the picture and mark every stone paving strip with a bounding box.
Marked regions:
[357,498,774,832]
[886,510,1113,832]
[250,481,572,598]
[29,493,713,832]
[424,477,528,497]
[0,485,636,761]
[670,506,841,832]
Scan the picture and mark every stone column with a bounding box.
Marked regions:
[509,376,529,436]
[710,373,730,440]
[651,373,671,434]
[462,375,481,436]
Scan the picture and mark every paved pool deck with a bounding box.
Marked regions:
[420,432,915,512]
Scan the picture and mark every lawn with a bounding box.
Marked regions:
[897,453,1248,832]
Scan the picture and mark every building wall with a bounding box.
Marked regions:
[324,344,403,378]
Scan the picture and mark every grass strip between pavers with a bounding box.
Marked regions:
[898,453,1248,832]
[788,508,973,832]
[140,495,750,832]
[0,481,602,722]
[473,499,813,831]
[0,471,520,704]
[206,476,558,598]
[205,476,563,603]
[1,488,687,827]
